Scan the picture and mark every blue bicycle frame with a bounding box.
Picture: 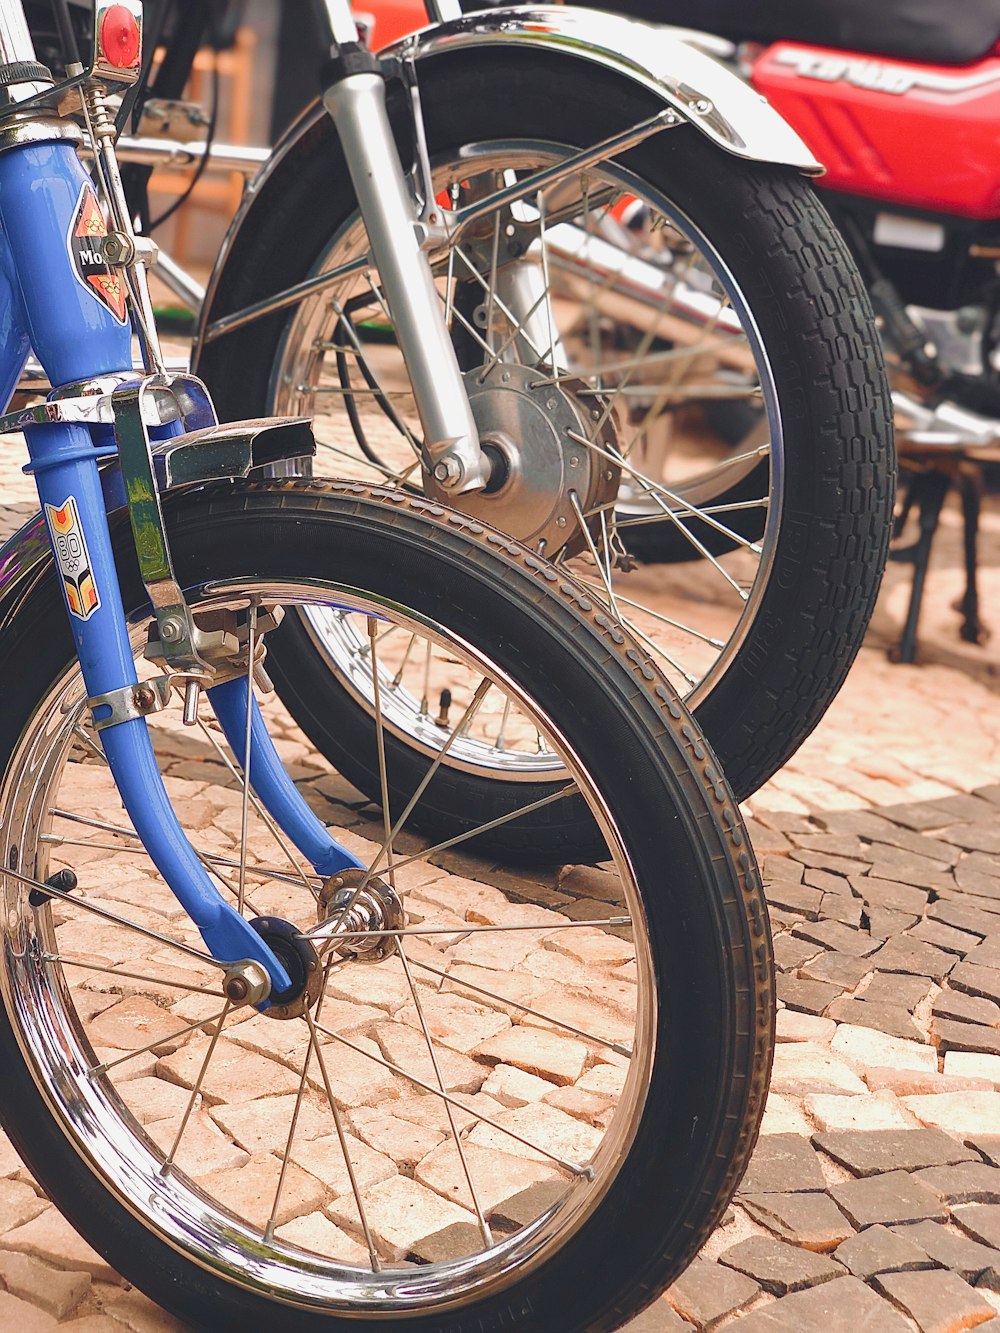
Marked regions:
[0,10,363,1000]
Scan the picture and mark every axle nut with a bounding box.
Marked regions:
[224,976,249,1003]
[431,458,463,487]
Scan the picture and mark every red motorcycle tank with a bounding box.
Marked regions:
[752,41,1000,218]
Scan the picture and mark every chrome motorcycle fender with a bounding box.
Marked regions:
[193,6,820,357]
[388,7,821,172]
[0,416,316,632]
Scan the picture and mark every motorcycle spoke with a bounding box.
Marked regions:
[567,431,752,600]
[451,110,674,234]
[493,696,512,752]
[614,495,769,528]
[536,190,560,371]
[569,490,620,619]
[313,439,416,486]
[452,245,547,368]
[574,576,725,651]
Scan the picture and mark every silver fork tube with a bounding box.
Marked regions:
[322,71,489,493]
[0,1,50,100]
[0,2,37,64]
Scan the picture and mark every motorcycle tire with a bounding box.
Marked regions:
[196,49,894,821]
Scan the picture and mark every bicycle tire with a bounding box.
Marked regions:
[0,479,773,1331]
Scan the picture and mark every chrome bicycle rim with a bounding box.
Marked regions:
[0,579,654,1315]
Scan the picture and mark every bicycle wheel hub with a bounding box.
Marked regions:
[424,363,620,556]
[317,866,405,963]
[249,916,323,1019]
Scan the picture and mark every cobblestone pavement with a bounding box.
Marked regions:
[0,422,999,1331]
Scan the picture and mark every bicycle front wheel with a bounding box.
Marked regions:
[0,481,772,1331]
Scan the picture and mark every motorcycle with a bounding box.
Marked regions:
[367,0,1000,661]
[184,0,896,814]
[24,2,897,804]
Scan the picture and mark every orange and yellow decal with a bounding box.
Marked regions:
[44,496,102,621]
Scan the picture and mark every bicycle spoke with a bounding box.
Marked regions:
[43,954,220,997]
[2,861,227,971]
[350,676,491,898]
[312,1020,592,1177]
[90,1008,229,1078]
[72,723,107,763]
[408,956,632,1057]
[197,718,317,900]
[305,1010,381,1272]
[313,917,631,943]
[162,1003,231,1172]
[308,783,576,944]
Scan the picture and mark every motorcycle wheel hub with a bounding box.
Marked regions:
[425,362,620,556]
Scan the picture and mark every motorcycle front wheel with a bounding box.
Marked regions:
[0,480,772,1331]
[196,50,895,822]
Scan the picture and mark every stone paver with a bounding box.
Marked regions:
[667,1256,760,1326]
[740,1193,855,1251]
[725,1274,912,1331]
[830,1170,948,1228]
[2,453,1000,1328]
[875,1268,997,1332]
[719,1236,844,1294]
[833,1223,935,1279]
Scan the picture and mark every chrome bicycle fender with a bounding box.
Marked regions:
[387,7,822,172]
[0,417,316,632]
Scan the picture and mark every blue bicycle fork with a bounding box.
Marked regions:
[0,135,361,997]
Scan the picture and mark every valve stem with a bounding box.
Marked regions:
[435,688,452,727]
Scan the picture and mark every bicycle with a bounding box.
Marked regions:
[0,2,771,1328]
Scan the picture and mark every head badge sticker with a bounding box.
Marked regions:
[67,183,128,324]
[45,497,101,620]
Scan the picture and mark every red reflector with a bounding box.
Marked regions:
[100,6,141,69]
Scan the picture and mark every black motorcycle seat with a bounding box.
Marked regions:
[599,0,1000,66]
